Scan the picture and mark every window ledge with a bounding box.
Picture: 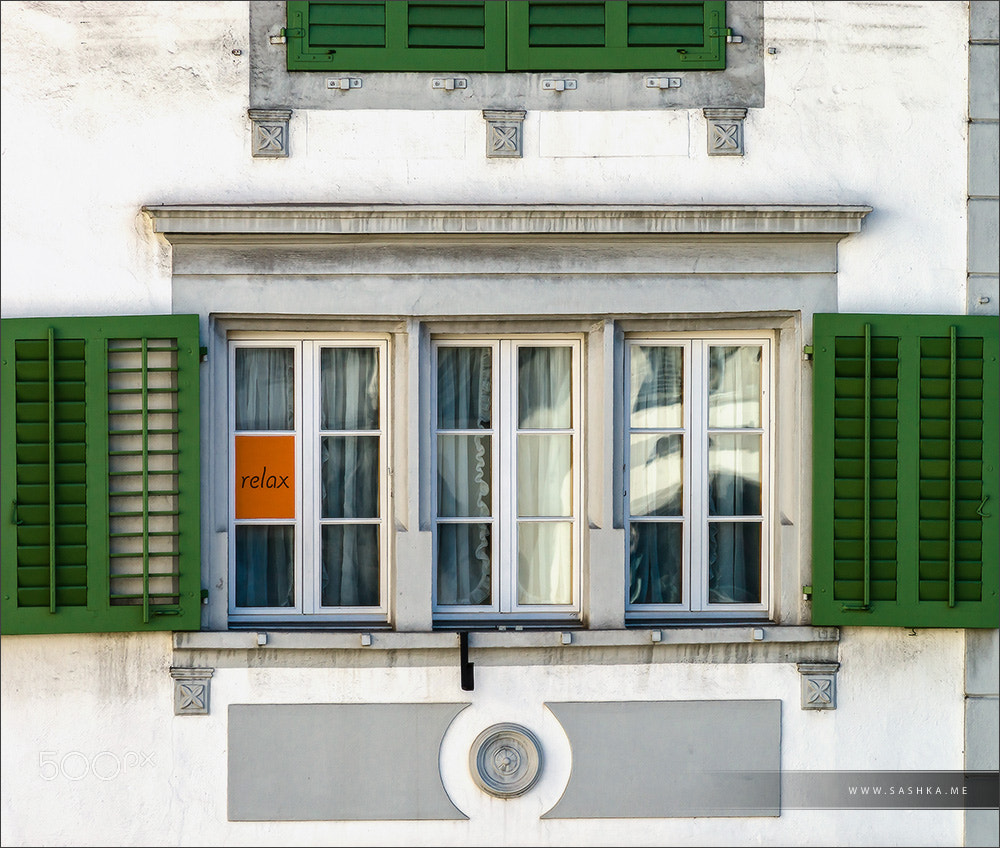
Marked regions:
[143,203,873,244]
[174,625,838,653]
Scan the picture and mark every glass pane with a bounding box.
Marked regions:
[437,434,492,517]
[235,524,294,607]
[517,434,572,517]
[709,434,762,516]
[629,522,682,605]
[709,522,761,604]
[436,523,492,605]
[321,347,379,431]
[708,345,761,429]
[518,346,572,429]
[630,345,683,429]
[322,524,379,607]
[235,348,294,431]
[437,347,492,429]
[321,436,379,518]
[517,522,572,604]
[629,433,683,516]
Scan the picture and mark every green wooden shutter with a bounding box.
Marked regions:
[506,1,728,71]
[1,315,201,634]
[812,314,999,628]
[286,0,507,71]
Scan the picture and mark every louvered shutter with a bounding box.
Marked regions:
[286,0,506,71]
[1,315,202,634]
[812,314,999,628]
[506,1,728,71]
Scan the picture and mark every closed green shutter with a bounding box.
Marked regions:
[1,315,202,634]
[286,0,507,71]
[812,314,999,628]
[506,1,728,71]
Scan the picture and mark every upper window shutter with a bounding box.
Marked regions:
[1,315,202,634]
[286,1,507,71]
[811,314,999,628]
[506,1,728,71]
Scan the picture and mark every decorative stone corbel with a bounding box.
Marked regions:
[483,109,526,159]
[249,108,292,158]
[704,107,747,156]
[797,661,840,710]
[170,667,214,716]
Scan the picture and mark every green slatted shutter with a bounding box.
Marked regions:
[812,314,999,628]
[1,315,202,634]
[286,0,507,71]
[506,1,728,71]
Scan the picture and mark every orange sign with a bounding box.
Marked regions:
[235,435,295,519]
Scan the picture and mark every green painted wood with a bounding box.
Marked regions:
[1,315,201,634]
[812,313,999,628]
[507,1,727,71]
[287,1,507,71]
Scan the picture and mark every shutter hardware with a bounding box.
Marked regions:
[327,78,362,90]
[645,77,682,90]
[432,78,468,91]
[541,79,577,92]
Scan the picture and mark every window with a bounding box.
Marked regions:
[285,1,728,72]
[625,336,771,619]
[228,337,389,624]
[432,338,582,622]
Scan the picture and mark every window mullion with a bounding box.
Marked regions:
[499,339,514,613]
[689,340,706,612]
[298,341,312,615]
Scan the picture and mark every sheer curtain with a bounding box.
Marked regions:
[516,347,572,605]
[234,347,295,607]
[320,347,380,607]
[436,347,493,605]
[708,346,762,604]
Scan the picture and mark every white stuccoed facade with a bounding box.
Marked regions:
[0,2,995,846]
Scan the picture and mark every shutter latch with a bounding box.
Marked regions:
[541,79,577,92]
[327,77,362,91]
[10,500,23,526]
[432,78,468,91]
[645,77,682,90]
[977,495,991,517]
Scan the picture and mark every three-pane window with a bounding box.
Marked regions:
[229,338,388,623]
[625,337,770,617]
[432,338,582,621]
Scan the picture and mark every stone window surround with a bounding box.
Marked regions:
[143,202,869,671]
[248,0,764,112]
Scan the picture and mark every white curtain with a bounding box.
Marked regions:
[320,347,380,607]
[235,525,294,607]
[707,346,762,604]
[516,347,573,605]
[436,348,493,605]
[235,347,294,431]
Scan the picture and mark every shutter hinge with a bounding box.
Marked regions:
[802,344,814,360]
[802,584,812,599]
[726,32,744,44]
[199,346,208,362]
[201,588,210,605]
[269,30,287,45]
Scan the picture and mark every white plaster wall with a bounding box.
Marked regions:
[0,2,975,845]
[0,628,966,846]
[0,1,969,318]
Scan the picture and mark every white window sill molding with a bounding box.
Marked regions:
[143,203,872,243]
[174,625,838,653]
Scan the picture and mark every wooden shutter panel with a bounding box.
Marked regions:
[286,1,506,71]
[1,315,202,634]
[506,1,728,71]
[812,314,999,628]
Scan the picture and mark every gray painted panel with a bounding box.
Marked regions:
[966,810,1000,848]
[543,700,780,818]
[249,1,764,111]
[967,275,999,315]
[971,0,1000,42]
[965,696,1000,770]
[966,629,1000,694]
[228,703,468,820]
[970,44,999,120]
[969,121,1000,197]
[969,199,1000,274]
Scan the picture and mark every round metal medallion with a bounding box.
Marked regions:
[470,723,543,798]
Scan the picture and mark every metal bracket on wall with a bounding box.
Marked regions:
[460,631,475,691]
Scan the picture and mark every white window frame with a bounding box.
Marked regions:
[624,333,774,620]
[228,334,390,625]
[431,335,583,623]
